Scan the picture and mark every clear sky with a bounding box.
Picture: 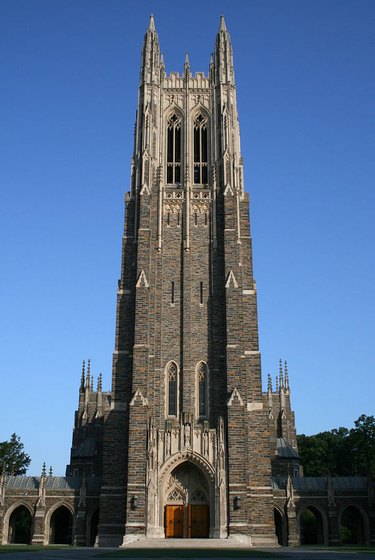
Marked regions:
[1,0,374,476]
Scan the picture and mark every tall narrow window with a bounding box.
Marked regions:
[200,282,203,305]
[171,281,175,304]
[193,114,208,184]
[197,362,208,417]
[167,114,181,184]
[167,362,178,416]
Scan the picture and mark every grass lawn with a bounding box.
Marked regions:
[0,545,64,554]
[328,546,375,554]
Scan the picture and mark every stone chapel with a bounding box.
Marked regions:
[1,17,374,548]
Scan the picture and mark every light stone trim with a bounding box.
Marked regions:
[247,402,263,411]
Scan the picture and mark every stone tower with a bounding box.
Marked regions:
[97,16,278,546]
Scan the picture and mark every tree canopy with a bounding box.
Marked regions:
[0,433,31,475]
[297,415,375,477]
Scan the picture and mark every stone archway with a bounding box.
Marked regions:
[340,505,366,545]
[300,506,324,545]
[88,508,99,546]
[274,507,287,546]
[164,462,210,538]
[8,505,32,544]
[49,505,73,544]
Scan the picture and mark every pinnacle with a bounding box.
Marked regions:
[219,15,227,32]
[148,14,155,32]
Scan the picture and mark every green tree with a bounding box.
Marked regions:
[348,414,375,476]
[297,428,350,476]
[297,415,375,477]
[0,433,31,475]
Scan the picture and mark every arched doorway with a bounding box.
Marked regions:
[274,508,286,546]
[164,462,209,538]
[89,509,99,546]
[340,506,365,545]
[8,506,32,544]
[300,506,324,545]
[49,506,73,544]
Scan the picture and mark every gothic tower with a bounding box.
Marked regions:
[98,16,278,546]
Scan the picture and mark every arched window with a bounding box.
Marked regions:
[166,361,179,417]
[193,114,208,184]
[197,361,208,418]
[167,114,181,184]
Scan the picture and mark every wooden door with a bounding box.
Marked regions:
[188,505,209,538]
[165,505,184,538]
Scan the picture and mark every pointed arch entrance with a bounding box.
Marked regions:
[164,462,210,538]
[8,505,32,544]
[300,506,324,545]
[49,505,73,544]
[340,506,366,545]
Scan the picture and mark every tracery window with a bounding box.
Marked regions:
[193,114,208,184]
[167,361,179,417]
[197,361,208,418]
[167,114,181,185]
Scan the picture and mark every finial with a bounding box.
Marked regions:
[219,15,227,32]
[41,462,46,477]
[91,375,94,391]
[184,52,190,79]
[86,358,91,389]
[284,360,290,390]
[279,359,284,389]
[98,373,102,392]
[267,373,272,392]
[160,52,165,68]
[148,14,155,32]
[49,466,53,477]
[80,360,85,390]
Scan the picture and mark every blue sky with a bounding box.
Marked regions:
[1,0,374,475]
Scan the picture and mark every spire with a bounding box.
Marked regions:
[279,359,284,390]
[267,373,273,392]
[80,360,85,391]
[184,52,190,80]
[49,466,53,477]
[267,373,273,409]
[284,360,290,391]
[96,373,103,419]
[148,14,155,32]
[41,462,46,478]
[160,52,166,78]
[84,358,91,411]
[214,15,235,85]
[219,15,227,32]
[140,15,161,85]
[85,358,91,390]
[209,52,214,85]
